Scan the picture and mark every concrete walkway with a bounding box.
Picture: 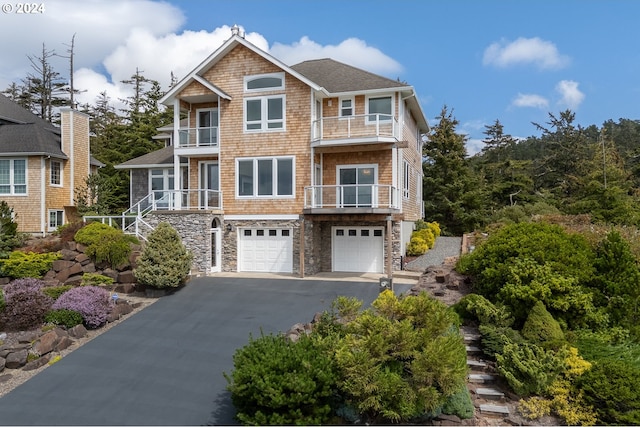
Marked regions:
[0,277,385,425]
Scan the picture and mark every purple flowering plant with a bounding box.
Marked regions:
[52,286,113,328]
[0,278,53,331]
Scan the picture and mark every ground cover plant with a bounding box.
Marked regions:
[456,219,640,425]
[225,290,470,425]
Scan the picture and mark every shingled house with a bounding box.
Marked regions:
[0,94,102,235]
[115,30,428,276]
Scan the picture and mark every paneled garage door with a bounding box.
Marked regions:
[332,226,384,273]
[239,228,293,273]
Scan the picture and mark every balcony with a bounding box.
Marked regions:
[127,189,223,214]
[311,114,399,147]
[303,184,399,214]
[175,127,219,155]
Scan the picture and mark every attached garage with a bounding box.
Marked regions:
[239,228,293,273]
[332,226,384,273]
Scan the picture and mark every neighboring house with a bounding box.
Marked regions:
[115,30,428,276]
[0,94,102,235]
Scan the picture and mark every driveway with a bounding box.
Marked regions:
[0,277,388,425]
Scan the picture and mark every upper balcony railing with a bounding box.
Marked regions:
[311,114,398,144]
[304,184,399,211]
[177,127,219,148]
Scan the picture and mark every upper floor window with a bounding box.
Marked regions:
[244,72,285,93]
[340,97,354,117]
[237,156,294,198]
[0,158,27,195]
[366,95,392,123]
[403,160,410,199]
[50,160,62,186]
[245,95,285,132]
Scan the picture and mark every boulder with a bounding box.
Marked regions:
[82,263,96,273]
[32,328,67,356]
[54,337,73,352]
[74,253,90,265]
[117,270,135,284]
[5,349,28,369]
[59,249,78,261]
[22,354,52,371]
[68,324,87,339]
[0,357,5,372]
[65,241,78,251]
[64,275,84,286]
[52,260,75,273]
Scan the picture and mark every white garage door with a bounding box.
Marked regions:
[239,228,293,273]
[332,226,384,273]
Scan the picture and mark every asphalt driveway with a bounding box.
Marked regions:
[0,277,387,425]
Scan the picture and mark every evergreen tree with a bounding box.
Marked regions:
[423,106,487,234]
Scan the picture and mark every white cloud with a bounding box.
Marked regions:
[271,36,403,76]
[483,37,570,70]
[466,138,484,156]
[512,93,549,109]
[555,80,585,109]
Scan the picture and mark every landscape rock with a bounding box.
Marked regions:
[0,357,5,372]
[68,324,87,339]
[23,354,52,371]
[32,329,64,356]
[5,349,28,369]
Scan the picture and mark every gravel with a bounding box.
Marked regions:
[404,236,462,272]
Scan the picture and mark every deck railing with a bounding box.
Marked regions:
[304,184,399,209]
[311,114,398,142]
[177,126,219,148]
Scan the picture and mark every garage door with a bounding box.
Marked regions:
[239,228,293,273]
[332,226,384,273]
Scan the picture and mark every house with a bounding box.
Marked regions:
[0,94,103,235]
[115,29,428,276]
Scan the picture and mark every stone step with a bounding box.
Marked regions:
[467,359,488,370]
[463,333,481,343]
[475,387,505,400]
[465,345,482,354]
[479,404,510,416]
[468,373,496,383]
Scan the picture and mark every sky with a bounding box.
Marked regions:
[1,0,639,155]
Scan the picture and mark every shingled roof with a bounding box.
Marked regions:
[115,145,187,169]
[290,58,408,94]
[0,93,67,158]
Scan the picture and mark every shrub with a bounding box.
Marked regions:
[42,285,73,301]
[134,222,193,289]
[74,222,134,269]
[575,359,640,425]
[478,324,525,358]
[80,273,114,287]
[0,201,19,259]
[0,251,61,279]
[521,301,565,347]
[52,286,112,328]
[452,293,513,327]
[0,278,53,331]
[224,333,338,425]
[334,291,467,423]
[496,342,565,397]
[441,386,474,419]
[45,308,83,328]
[406,221,441,256]
[0,290,5,314]
[406,235,429,256]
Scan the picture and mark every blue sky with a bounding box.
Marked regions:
[1,0,639,154]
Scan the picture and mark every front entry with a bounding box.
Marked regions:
[210,225,221,273]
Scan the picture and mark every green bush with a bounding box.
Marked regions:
[575,359,640,425]
[496,342,565,397]
[456,222,595,298]
[134,222,193,289]
[224,333,338,425]
[0,251,61,279]
[478,324,525,358]
[522,301,565,347]
[42,285,73,301]
[441,386,474,419]
[0,201,20,259]
[334,291,467,423]
[45,308,83,328]
[406,221,441,256]
[74,222,134,269]
[406,235,429,256]
[80,273,114,287]
[452,293,513,327]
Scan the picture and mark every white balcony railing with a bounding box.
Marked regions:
[311,114,398,142]
[178,127,218,148]
[304,185,399,210]
[146,189,223,211]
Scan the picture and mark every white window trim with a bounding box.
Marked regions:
[336,164,379,185]
[403,160,410,199]
[149,168,175,192]
[243,94,286,133]
[339,96,355,118]
[48,209,64,231]
[235,156,296,199]
[244,72,285,93]
[365,94,394,124]
[0,158,27,196]
[50,160,63,187]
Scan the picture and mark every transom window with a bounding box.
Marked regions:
[0,158,27,195]
[366,95,392,122]
[237,156,294,198]
[50,160,62,186]
[244,72,285,92]
[245,96,285,131]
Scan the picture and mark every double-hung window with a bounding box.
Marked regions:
[366,95,392,123]
[237,156,294,198]
[340,97,354,118]
[50,160,62,186]
[0,158,27,195]
[244,72,285,132]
